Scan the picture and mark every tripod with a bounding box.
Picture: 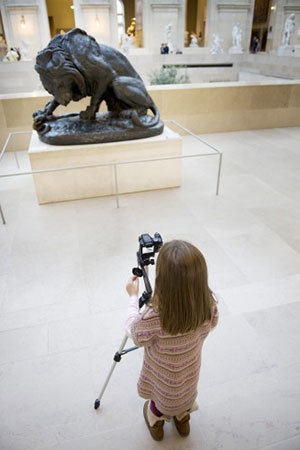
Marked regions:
[94,265,150,410]
[94,233,162,410]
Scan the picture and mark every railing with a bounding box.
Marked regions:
[0,120,222,224]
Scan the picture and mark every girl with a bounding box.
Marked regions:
[125,240,218,441]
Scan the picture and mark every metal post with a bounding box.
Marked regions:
[14,151,20,169]
[216,153,223,196]
[0,203,6,225]
[113,164,120,208]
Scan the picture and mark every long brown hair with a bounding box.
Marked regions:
[152,240,213,335]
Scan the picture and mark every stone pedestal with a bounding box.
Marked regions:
[278,45,295,56]
[229,46,243,54]
[28,127,182,204]
[294,46,300,57]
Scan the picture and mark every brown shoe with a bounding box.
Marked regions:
[143,401,164,441]
[174,414,190,437]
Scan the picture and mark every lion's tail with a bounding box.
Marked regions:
[131,105,160,128]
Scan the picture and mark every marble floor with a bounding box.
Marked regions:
[0,127,300,450]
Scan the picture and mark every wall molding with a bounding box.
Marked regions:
[283,6,300,13]
[80,4,111,9]
[6,5,38,11]
[150,2,181,10]
[217,3,251,10]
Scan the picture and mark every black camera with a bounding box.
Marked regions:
[132,232,163,307]
[138,232,163,266]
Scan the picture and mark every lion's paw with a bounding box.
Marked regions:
[80,108,96,121]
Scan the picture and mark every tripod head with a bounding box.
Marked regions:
[132,233,163,308]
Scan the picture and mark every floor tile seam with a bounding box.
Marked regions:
[0,309,92,332]
[0,345,93,368]
[216,281,300,303]
[47,339,126,358]
[248,203,300,222]
[239,297,300,316]
[211,225,300,256]
[200,360,299,394]
[215,274,300,294]
[33,423,138,450]
[221,170,292,200]
[257,432,300,450]
[210,299,300,320]
[0,321,49,336]
[217,301,300,319]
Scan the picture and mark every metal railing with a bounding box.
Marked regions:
[0,120,222,224]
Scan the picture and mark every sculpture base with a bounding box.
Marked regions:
[277,45,295,56]
[37,112,164,146]
[229,46,243,54]
[29,127,182,204]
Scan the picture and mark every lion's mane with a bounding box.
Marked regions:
[35,42,87,100]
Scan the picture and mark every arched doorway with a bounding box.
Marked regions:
[250,0,272,52]
[0,11,7,60]
[185,0,207,47]
[46,0,75,37]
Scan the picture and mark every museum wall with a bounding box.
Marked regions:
[1,81,300,152]
[0,0,50,59]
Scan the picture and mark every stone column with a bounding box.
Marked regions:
[0,0,50,59]
[142,0,186,53]
[73,0,119,47]
[205,0,255,53]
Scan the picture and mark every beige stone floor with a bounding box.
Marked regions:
[0,127,300,450]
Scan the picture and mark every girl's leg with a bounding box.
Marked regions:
[143,400,165,441]
[174,413,190,437]
[150,400,163,418]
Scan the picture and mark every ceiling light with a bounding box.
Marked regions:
[20,15,26,28]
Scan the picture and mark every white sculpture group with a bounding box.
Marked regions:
[161,13,298,56]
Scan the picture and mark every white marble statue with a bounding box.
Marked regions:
[229,23,243,54]
[164,23,174,53]
[121,33,133,54]
[189,34,199,48]
[210,34,223,54]
[282,13,296,47]
[232,23,242,49]
[21,40,30,61]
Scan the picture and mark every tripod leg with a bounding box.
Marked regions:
[0,203,6,225]
[94,334,129,409]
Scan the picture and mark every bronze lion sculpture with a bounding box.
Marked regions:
[33,28,162,142]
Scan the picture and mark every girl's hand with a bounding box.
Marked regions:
[126,276,139,296]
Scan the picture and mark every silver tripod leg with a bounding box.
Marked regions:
[0,203,6,225]
[94,334,129,409]
[94,266,148,410]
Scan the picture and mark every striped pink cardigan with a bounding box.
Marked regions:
[126,296,218,416]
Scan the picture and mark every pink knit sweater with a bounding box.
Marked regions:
[126,295,218,416]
